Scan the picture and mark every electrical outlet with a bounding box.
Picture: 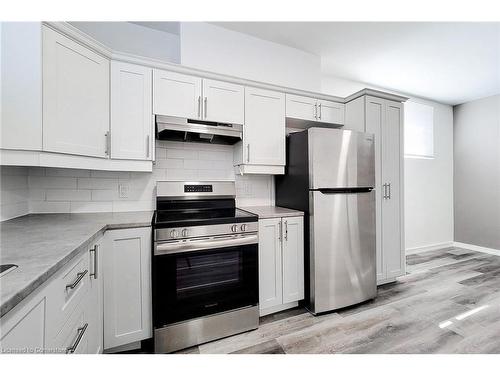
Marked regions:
[118,184,129,198]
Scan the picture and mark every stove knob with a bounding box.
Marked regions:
[170,229,179,238]
[181,228,188,237]
[231,224,238,233]
[241,224,248,232]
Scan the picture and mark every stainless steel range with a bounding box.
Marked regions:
[152,181,259,353]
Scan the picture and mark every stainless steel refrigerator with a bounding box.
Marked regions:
[276,127,376,314]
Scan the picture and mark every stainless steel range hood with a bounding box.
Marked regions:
[155,115,243,145]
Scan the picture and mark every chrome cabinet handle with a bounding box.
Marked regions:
[66,323,88,354]
[66,270,88,290]
[382,183,387,199]
[146,135,150,158]
[284,220,288,241]
[204,97,207,118]
[89,245,98,279]
[318,103,322,120]
[247,144,250,163]
[388,183,391,199]
[314,103,318,119]
[278,221,282,242]
[198,96,201,118]
[104,131,111,156]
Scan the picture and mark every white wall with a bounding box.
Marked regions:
[323,74,455,251]
[0,167,29,221]
[180,22,322,92]
[70,22,181,63]
[454,95,500,250]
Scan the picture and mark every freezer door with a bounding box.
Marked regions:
[309,190,376,314]
[308,128,375,189]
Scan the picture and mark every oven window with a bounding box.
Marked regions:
[176,250,241,298]
[153,243,258,327]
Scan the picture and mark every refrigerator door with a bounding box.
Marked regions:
[308,128,375,189]
[309,190,376,314]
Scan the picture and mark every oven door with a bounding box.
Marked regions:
[153,233,259,328]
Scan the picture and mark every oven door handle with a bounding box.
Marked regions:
[154,233,258,255]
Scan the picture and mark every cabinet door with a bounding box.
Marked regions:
[202,79,244,124]
[285,94,317,121]
[111,62,153,160]
[103,227,152,350]
[153,69,202,119]
[1,22,42,151]
[258,218,283,311]
[382,101,405,279]
[245,87,285,166]
[42,26,109,158]
[365,96,385,282]
[87,238,103,354]
[0,297,46,353]
[282,216,305,304]
[317,100,345,125]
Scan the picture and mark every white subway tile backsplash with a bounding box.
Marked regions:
[29,176,77,189]
[155,158,184,169]
[70,201,113,213]
[45,168,91,178]
[29,201,71,213]
[0,142,273,220]
[91,190,119,201]
[90,170,131,179]
[46,189,91,202]
[166,148,198,159]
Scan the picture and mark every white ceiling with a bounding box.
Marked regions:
[212,22,500,105]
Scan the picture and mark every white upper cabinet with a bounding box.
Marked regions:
[111,62,153,160]
[286,94,345,125]
[202,79,244,124]
[153,71,244,124]
[153,70,202,119]
[286,94,317,122]
[243,87,285,167]
[1,22,42,151]
[42,25,109,158]
[317,99,345,125]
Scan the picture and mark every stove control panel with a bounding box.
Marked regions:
[184,184,213,193]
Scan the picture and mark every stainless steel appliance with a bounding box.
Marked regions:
[156,115,243,145]
[276,127,376,314]
[152,181,259,353]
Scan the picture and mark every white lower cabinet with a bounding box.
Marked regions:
[103,227,152,350]
[258,216,304,316]
[0,226,152,354]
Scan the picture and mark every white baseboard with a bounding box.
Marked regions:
[406,242,454,255]
[453,242,500,256]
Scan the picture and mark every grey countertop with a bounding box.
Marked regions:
[241,206,304,219]
[0,211,153,318]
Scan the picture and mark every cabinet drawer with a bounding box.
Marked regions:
[46,252,90,338]
[48,298,89,354]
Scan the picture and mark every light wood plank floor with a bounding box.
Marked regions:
[177,247,500,354]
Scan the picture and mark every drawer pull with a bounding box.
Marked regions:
[89,245,98,280]
[66,323,88,354]
[66,270,88,290]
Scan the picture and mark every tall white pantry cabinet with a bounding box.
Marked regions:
[345,95,406,285]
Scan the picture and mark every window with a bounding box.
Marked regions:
[404,101,434,159]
